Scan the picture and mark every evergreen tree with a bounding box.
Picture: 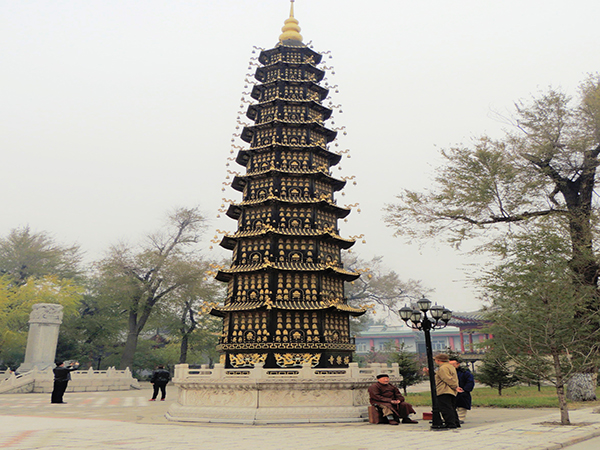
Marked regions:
[477,353,519,396]
[385,342,423,395]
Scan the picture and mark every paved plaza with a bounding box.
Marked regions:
[1,385,600,449]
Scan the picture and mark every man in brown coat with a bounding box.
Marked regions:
[434,353,460,428]
[368,374,418,425]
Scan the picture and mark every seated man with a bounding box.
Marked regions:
[368,374,418,425]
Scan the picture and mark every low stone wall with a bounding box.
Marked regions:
[0,367,140,394]
[167,362,400,424]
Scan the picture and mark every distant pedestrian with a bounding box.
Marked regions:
[450,359,475,423]
[434,353,460,429]
[51,360,79,404]
[149,365,171,401]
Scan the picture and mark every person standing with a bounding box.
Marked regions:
[149,364,171,401]
[434,353,460,429]
[450,359,475,423]
[51,360,79,404]
[367,374,418,425]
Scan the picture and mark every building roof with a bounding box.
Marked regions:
[448,310,490,328]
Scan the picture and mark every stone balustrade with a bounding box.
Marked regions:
[174,362,400,382]
[0,366,140,394]
[167,362,401,424]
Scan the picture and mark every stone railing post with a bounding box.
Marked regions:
[211,363,224,380]
[348,362,360,380]
[300,362,312,379]
[251,363,264,380]
[174,364,189,380]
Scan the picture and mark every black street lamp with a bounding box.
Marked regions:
[399,297,452,430]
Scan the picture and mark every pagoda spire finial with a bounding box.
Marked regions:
[279,0,303,43]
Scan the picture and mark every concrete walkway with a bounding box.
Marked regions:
[1,385,600,449]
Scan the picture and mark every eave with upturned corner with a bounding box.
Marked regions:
[258,45,322,66]
[211,300,365,319]
[219,228,356,251]
[231,169,346,192]
[240,120,337,146]
[225,196,351,220]
[215,260,359,283]
[235,144,342,167]
[246,99,333,123]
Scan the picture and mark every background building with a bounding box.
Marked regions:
[355,310,490,360]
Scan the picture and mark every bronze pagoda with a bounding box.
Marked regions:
[210,1,365,369]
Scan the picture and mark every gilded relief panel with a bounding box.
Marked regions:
[228,353,267,368]
[258,105,277,124]
[254,128,276,147]
[307,107,325,124]
[315,210,336,230]
[314,180,333,199]
[249,152,276,172]
[280,151,309,170]
[234,273,270,302]
[320,241,340,265]
[281,127,307,146]
[323,311,350,344]
[274,352,321,368]
[276,238,315,263]
[230,310,270,344]
[248,178,274,200]
[274,310,320,344]
[275,273,318,302]
[243,206,273,230]
[238,239,272,265]
[278,206,311,229]
[280,177,310,198]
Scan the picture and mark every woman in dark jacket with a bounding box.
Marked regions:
[149,365,171,401]
[450,360,475,423]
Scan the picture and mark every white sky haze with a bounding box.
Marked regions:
[1,0,598,313]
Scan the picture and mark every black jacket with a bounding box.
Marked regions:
[151,368,171,384]
[456,367,475,409]
[53,365,77,382]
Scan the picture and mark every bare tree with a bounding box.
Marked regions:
[385,75,600,399]
[95,207,207,370]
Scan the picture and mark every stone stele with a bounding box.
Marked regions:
[17,303,64,373]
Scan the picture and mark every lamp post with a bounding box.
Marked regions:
[399,297,452,430]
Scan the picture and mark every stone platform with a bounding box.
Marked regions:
[166,362,398,424]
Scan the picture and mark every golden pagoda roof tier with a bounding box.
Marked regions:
[210,301,264,315]
[230,169,346,193]
[224,196,350,219]
[235,145,342,167]
[246,99,333,123]
[241,121,336,146]
[216,261,358,279]
[254,63,325,84]
[219,227,355,251]
[210,300,365,318]
[250,80,329,103]
[258,45,322,66]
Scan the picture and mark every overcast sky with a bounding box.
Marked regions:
[1,0,598,314]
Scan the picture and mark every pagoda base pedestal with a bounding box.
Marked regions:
[166,362,400,425]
